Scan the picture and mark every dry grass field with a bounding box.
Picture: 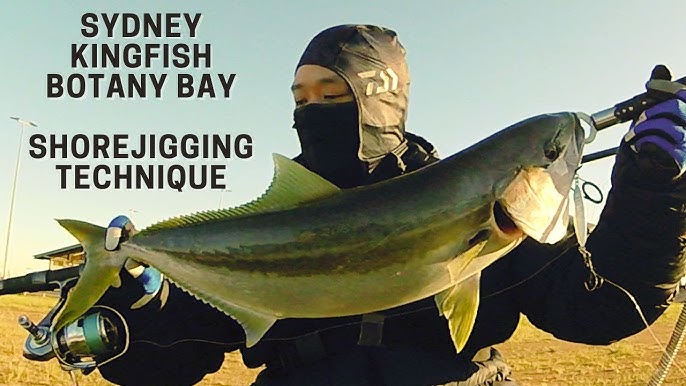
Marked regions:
[1,293,685,386]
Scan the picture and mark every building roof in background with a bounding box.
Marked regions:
[34,244,83,260]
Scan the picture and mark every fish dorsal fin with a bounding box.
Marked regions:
[140,154,341,234]
[434,272,481,354]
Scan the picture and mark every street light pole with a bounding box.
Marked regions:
[2,117,37,279]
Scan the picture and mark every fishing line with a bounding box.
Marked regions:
[130,248,584,349]
[571,174,686,379]
[577,178,603,204]
[131,338,246,349]
[574,253,686,378]
[131,252,686,380]
[482,175,686,379]
[130,305,443,349]
[131,181,684,380]
[601,276,686,378]
[480,246,571,300]
[573,176,602,291]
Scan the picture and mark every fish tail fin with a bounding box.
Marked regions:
[51,219,128,333]
[57,219,104,247]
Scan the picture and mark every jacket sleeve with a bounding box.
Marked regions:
[511,145,686,344]
[97,274,245,385]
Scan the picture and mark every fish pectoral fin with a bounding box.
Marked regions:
[434,272,481,354]
[52,219,128,333]
[214,301,277,347]
[138,154,341,234]
[446,239,487,283]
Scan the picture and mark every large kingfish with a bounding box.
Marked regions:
[52,113,585,353]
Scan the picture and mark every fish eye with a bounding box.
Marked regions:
[544,144,561,161]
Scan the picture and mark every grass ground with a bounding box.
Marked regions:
[1,294,685,386]
[498,306,686,386]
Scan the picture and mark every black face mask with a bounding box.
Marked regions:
[293,101,367,188]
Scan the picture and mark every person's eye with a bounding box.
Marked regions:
[324,94,348,100]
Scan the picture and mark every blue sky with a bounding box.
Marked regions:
[1,0,685,276]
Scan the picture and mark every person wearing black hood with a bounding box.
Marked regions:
[95,25,686,386]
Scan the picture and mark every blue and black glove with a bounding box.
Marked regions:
[623,68,686,183]
[105,215,168,309]
[98,215,237,386]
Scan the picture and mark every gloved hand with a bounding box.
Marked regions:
[623,67,686,182]
[97,215,241,385]
[105,215,168,309]
[457,348,513,386]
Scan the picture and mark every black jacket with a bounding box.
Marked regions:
[97,137,686,386]
[98,24,686,385]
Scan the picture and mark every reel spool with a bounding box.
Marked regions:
[49,306,129,371]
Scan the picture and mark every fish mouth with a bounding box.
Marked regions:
[497,166,571,244]
[493,201,524,237]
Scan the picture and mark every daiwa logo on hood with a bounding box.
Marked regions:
[357,68,400,96]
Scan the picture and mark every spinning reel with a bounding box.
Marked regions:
[19,277,129,374]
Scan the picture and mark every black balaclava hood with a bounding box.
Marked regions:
[294,24,410,187]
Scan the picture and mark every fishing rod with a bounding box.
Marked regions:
[0,263,129,386]
[590,65,685,130]
[576,64,686,386]
[2,65,685,384]
[581,65,686,164]
[582,147,618,164]
[0,265,81,295]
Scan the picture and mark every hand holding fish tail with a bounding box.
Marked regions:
[105,215,168,310]
[97,214,243,385]
[59,21,686,385]
[105,215,137,251]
